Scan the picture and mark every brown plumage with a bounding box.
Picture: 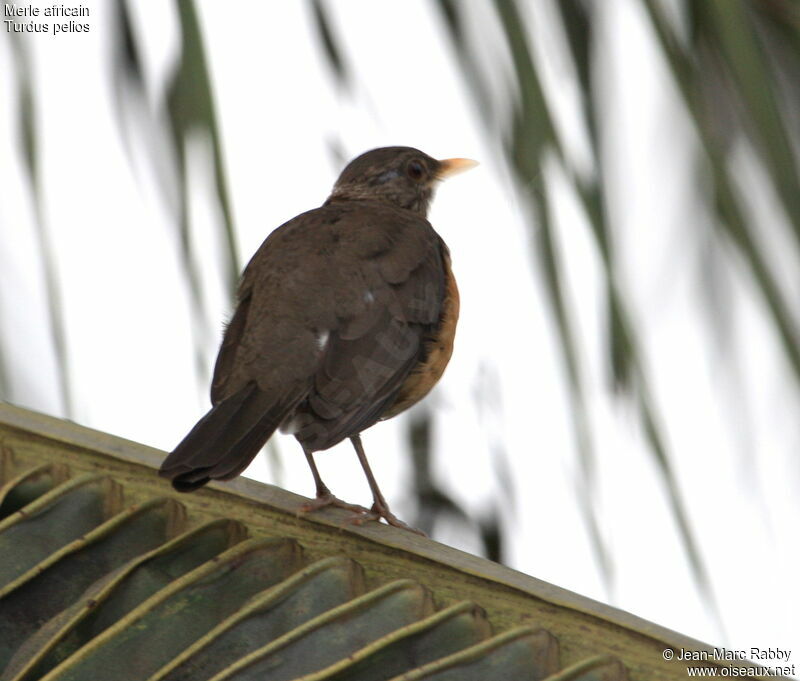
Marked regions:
[159,146,476,531]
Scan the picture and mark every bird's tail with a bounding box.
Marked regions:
[159,382,302,492]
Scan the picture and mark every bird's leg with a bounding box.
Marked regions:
[299,448,370,515]
[349,434,426,535]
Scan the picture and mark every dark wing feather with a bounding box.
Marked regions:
[292,205,446,451]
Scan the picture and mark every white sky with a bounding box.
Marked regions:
[0,0,797,659]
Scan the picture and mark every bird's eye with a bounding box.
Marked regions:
[406,160,425,181]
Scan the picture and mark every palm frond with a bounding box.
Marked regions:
[407,412,481,544]
[167,0,239,296]
[7,34,73,417]
[643,0,800,381]
[434,0,743,618]
[109,0,241,388]
[308,0,352,91]
[701,1,800,241]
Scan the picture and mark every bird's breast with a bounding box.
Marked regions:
[380,255,459,419]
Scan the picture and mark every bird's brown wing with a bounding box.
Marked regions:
[277,201,447,452]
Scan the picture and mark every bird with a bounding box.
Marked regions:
[159,146,477,531]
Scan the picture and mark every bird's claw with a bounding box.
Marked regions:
[299,492,371,516]
[349,503,427,536]
[299,492,426,536]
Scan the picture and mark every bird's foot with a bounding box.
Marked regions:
[299,491,371,516]
[350,503,427,536]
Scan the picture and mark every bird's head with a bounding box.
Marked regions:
[328,146,478,216]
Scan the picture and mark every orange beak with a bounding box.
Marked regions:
[436,157,479,180]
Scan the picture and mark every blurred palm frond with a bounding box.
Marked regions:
[7,33,73,417]
[167,0,240,295]
[407,413,500,559]
[110,0,239,386]
[644,0,800,380]
[435,0,800,630]
[309,0,352,91]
